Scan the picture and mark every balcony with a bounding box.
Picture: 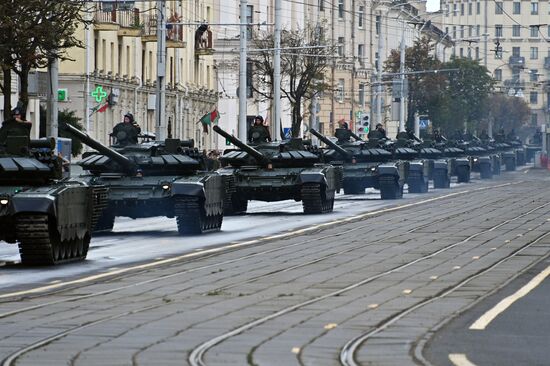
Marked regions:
[142,14,186,48]
[195,27,214,56]
[503,79,526,88]
[545,57,550,70]
[508,56,525,68]
[94,8,142,36]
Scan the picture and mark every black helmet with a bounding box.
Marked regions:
[11,107,22,116]
[124,113,134,122]
[255,115,264,123]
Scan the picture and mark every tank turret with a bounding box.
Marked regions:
[309,128,351,160]
[213,125,270,166]
[0,131,108,265]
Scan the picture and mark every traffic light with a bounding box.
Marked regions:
[361,115,369,133]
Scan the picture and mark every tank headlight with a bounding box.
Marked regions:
[473,158,478,162]
[370,167,377,172]
[0,199,8,205]
[267,163,273,170]
[162,184,171,190]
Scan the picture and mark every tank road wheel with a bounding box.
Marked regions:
[16,214,90,266]
[343,181,364,195]
[379,176,403,200]
[175,196,222,235]
[480,163,493,179]
[94,211,115,233]
[407,171,429,193]
[456,166,470,183]
[301,183,334,214]
[433,169,451,189]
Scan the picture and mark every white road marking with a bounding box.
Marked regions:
[449,353,477,366]
[469,265,550,330]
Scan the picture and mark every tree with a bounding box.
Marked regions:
[439,57,494,133]
[483,94,530,133]
[0,0,89,119]
[40,107,84,156]
[249,24,334,137]
[384,37,447,129]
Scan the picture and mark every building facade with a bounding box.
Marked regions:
[440,0,550,127]
[58,0,218,148]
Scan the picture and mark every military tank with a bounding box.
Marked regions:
[0,135,107,265]
[310,128,405,199]
[387,132,432,193]
[213,125,342,214]
[525,131,542,163]
[61,123,224,234]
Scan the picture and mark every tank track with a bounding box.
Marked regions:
[479,163,493,179]
[504,158,516,171]
[175,196,223,234]
[301,183,334,214]
[433,169,451,189]
[90,186,109,230]
[456,166,470,183]
[379,175,402,200]
[16,214,89,266]
[407,171,428,193]
[222,176,247,215]
[94,211,116,233]
[492,159,501,175]
[343,180,365,195]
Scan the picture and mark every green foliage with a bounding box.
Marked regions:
[483,94,530,132]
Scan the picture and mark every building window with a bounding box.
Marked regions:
[468,3,473,15]
[530,69,539,81]
[358,6,364,28]
[246,5,253,40]
[338,37,345,56]
[319,0,324,11]
[375,52,379,70]
[460,48,464,58]
[531,2,538,14]
[530,47,539,59]
[513,2,521,14]
[376,15,381,35]
[530,92,538,104]
[495,25,503,37]
[512,47,521,57]
[476,25,481,36]
[338,0,344,18]
[513,25,521,37]
[337,79,345,102]
[475,47,479,60]
[495,2,503,14]
[495,69,502,81]
[531,114,538,125]
[460,25,465,38]
[476,1,481,14]
[467,48,472,59]
[358,43,364,62]
[530,26,539,38]
[452,26,456,38]
[453,3,458,15]
[469,25,473,37]
[548,25,550,37]
[461,3,464,15]
[359,83,365,107]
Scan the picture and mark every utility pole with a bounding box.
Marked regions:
[376,11,383,127]
[483,0,488,67]
[238,0,248,140]
[273,0,282,139]
[350,0,356,133]
[46,57,59,138]
[399,17,406,132]
[84,8,92,136]
[155,0,167,141]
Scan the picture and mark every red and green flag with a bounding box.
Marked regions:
[199,109,220,133]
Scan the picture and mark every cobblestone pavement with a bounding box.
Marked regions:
[1,170,549,366]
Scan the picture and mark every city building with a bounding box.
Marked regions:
[57,0,218,148]
[439,0,550,127]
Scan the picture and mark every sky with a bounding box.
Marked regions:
[426,0,440,12]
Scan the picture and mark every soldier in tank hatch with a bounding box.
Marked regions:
[367,123,387,140]
[0,108,32,145]
[248,115,271,143]
[111,113,141,146]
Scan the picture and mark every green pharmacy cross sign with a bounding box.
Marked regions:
[91,86,107,103]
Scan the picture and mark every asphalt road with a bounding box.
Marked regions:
[0,167,549,365]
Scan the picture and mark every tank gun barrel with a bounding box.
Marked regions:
[309,128,351,159]
[60,122,137,173]
[29,137,56,150]
[349,131,363,142]
[212,125,270,165]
